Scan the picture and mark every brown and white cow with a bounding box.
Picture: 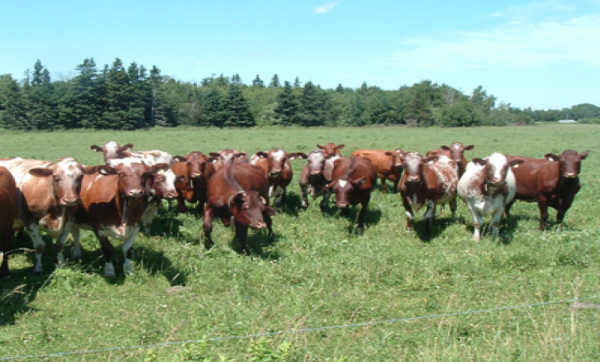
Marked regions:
[0,157,88,274]
[90,141,174,166]
[72,161,169,277]
[203,163,275,254]
[171,152,216,213]
[426,142,474,177]
[458,153,524,241]
[299,150,335,210]
[0,167,16,279]
[399,152,458,240]
[209,149,249,171]
[251,148,306,206]
[351,149,405,193]
[317,143,345,157]
[505,150,589,230]
[326,156,377,229]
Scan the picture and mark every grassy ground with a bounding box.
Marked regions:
[1,124,599,361]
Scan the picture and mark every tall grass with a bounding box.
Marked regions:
[1,124,599,361]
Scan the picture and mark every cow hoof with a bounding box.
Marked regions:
[31,270,43,277]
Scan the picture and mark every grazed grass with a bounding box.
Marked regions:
[0,124,599,361]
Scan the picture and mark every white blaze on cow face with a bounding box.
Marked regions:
[404,152,423,183]
[485,153,511,186]
[53,158,85,206]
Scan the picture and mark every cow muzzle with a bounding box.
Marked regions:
[406,176,420,184]
[269,170,282,177]
[60,198,81,206]
[564,173,578,179]
[251,221,267,230]
[336,202,349,209]
[125,189,144,198]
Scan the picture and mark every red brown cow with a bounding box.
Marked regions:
[72,161,168,277]
[399,152,459,240]
[351,149,405,193]
[0,157,88,274]
[209,149,249,171]
[326,156,377,229]
[0,167,16,279]
[171,152,216,213]
[251,148,306,206]
[91,141,174,165]
[317,143,345,157]
[426,142,474,177]
[505,150,589,230]
[203,163,275,254]
[299,150,334,210]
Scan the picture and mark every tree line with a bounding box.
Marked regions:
[1,58,599,130]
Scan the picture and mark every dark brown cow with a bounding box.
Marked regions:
[399,152,459,240]
[203,163,275,254]
[0,167,16,279]
[172,152,216,213]
[351,149,405,193]
[299,150,334,210]
[251,148,306,206]
[209,149,249,171]
[326,156,377,229]
[0,157,88,274]
[426,142,474,177]
[505,150,589,230]
[73,161,168,277]
[91,141,174,165]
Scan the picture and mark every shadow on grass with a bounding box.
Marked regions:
[274,192,303,217]
[230,229,282,261]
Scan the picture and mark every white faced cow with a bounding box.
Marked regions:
[458,153,524,241]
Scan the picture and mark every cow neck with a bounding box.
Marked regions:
[225,166,244,194]
[344,157,358,179]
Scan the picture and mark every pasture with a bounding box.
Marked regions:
[1,124,599,361]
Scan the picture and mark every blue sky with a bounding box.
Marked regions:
[1,0,598,110]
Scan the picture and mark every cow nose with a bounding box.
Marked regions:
[270,169,282,176]
[565,173,577,178]
[310,170,322,175]
[190,173,202,178]
[127,189,144,198]
[406,176,420,183]
[60,198,80,206]
[337,202,349,209]
[253,221,267,229]
[166,191,178,200]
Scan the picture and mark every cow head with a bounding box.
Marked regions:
[472,153,524,188]
[147,165,178,200]
[317,143,345,157]
[28,157,86,206]
[388,148,406,171]
[440,142,474,168]
[545,150,589,179]
[90,141,134,163]
[174,152,213,181]
[255,148,305,178]
[228,191,275,230]
[326,175,366,209]
[305,150,328,178]
[209,149,248,168]
[402,152,435,184]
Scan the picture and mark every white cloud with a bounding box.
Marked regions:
[386,4,600,72]
[314,1,340,14]
[195,62,207,66]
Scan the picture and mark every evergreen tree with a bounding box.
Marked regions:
[222,83,254,127]
[269,74,280,88]
[103,58,132,129]
[294,77,302,88]
[252,75,264,88]
[298,81,328,126]
[27,60,56,129]
[0,75,29,129]
[404,91,433,127]
[274,81,299,125]
[203,86,224,127]
[127,62,149,128]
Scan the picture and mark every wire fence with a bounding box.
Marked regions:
[1,295,598,361]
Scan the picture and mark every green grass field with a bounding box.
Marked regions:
[1,125,599,361]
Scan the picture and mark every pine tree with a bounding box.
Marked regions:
[103,58,132,129]
[269,74,280,88]
[274,81,299,125]
[252,75,264,88]
[0,75,29,129]
[298,81,329,126]
[27,60,56,129]
[203,86,224,127]
[222,84,255,127]
[294,77,302,88]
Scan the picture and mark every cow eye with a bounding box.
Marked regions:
[119,173,126,178]
[53,176,60,182]
[177,176,185,183]
[156,175,165,182]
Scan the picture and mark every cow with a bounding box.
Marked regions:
[171,152,216,213]
[351,148,405,193]
[317,143,345,157]
[426,142,474,177]
[0,167,16,279]
[326,156,377,229]
[399,152,459,240]
[203,163,275,254]
[250,148,306,206]
[0,157,88,274]
[209,149,248,171]
[90,141,174,166]
[299,150,335,210]
[72,161,169,277]
[458,153,524,241]
[505,150,589,230]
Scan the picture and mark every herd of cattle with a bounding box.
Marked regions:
[0,141,590,279]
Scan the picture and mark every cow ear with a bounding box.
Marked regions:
[333,159,343,168]
[325,180,336,190]
[228,191,245,210]
[151,163,170,173]
[472,158,487,166]
[173,155,187,162]
[29,168,53,177]
[236,152,247,158]
[440,145,450,151]
[353,177,366,186]
[424,156,439,164]
[256,151,269,159]
[384,151,394,157]
[317,144,324,150]
[209,152,221,158]
[260,196,268,205]
[90,145,103,152]
[122,143,134,151]
[264,205,276,217]
[295,152,308,160]
[580,150,590,159]
[509,159,525,168]
[545,153,559,162]
[465,145,475,151]
[99,166,116,176]
[337,144,345,149]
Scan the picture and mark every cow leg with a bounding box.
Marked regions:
[26,224,45,275]
[272,186,285,206]
[300,183,309,209]
[234,221,250,255]
[504,200,515,219]
[97,235,116,277]
[121,226,139,275]
[71,226,82,260]
[537,196,549,231]
[320,190,332,212]
[469,207,484,242]
[203,207,214,250]
[423,201,436,241]
[449,198,457,220]
[55,220,74,265]
[0,230,14,279]
[380,175,387,194]
[401,197,415,232]
[490,206,505,240]
[357,198,370,229]
[176,194,188,213]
